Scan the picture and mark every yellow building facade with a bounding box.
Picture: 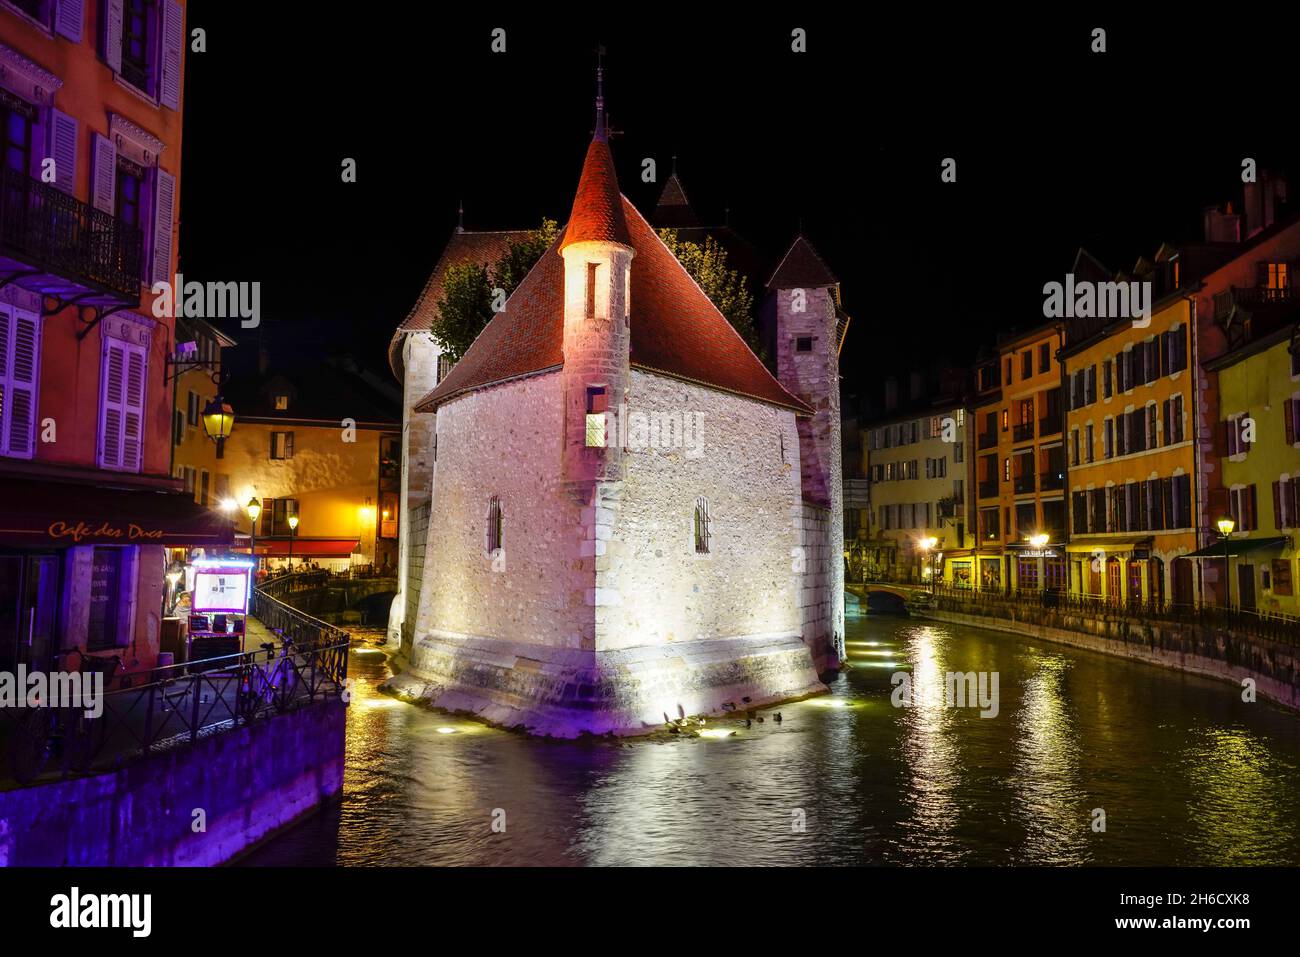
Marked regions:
[1204,326,1300,615]
[170,316,235,506]
[1062,293,1198,607]
[864,402,974,583]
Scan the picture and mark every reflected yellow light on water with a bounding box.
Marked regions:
[698,728,738,739]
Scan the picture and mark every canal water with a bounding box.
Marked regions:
[241,607,1300,866]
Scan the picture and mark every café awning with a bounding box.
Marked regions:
[1186,536,1289,559]
[0,477,233,548]
[235,537,359,558]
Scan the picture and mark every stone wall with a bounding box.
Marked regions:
[798,503,844,672]
[413,371,588,650]
[401,501,430,659]
[599,369,805,650]
[922,604,1300,711]
[0,701,345,866]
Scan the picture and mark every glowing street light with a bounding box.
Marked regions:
[201,395,235,444]
[246,497,262,571]
[288,513,299,571]
[1029,533,1050,548]
[918,535,939,594]
[1217,516,1235,609]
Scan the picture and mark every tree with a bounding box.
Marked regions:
[432,218,561,362]
[658,229,761,356]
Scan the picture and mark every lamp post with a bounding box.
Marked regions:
[1217,516,1236,610]
[919,536,939,594]
[288,514,299,572]
[246,497,262,575]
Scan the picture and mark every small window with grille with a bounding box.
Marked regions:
[585,386,608,447]
[486,495,503,555]
[694,496,711,554]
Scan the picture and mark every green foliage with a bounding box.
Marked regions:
[432,218,561,362]
[658,229,762,356]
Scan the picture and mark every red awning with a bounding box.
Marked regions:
[235,537,359,558]
[0,477,234,548]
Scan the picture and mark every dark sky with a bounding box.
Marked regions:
[179,9,1300,404]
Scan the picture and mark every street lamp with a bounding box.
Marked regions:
[1217,516,1235,609]
[919,536,939,594]
[201,395,235,444]
[246,497,262,573]
[288,514,299,572]
[1029,533,1049,548]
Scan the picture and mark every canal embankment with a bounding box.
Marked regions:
[916,600,1300,712]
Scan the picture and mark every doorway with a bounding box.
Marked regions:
[1237,563,1257,611]
[0,553,61,675]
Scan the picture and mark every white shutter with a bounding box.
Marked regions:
[6,313,39,458]
[99,342,126,468]
[48,109,78,195]
[151,167,175,285]
[91,133,116,213]
[55,0,84,42]
[123,347,145,471]
[159,0,184,111]
[103,0,124,74]
[0,307,9,456]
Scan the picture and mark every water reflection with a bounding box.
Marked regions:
[241,616,1300,866]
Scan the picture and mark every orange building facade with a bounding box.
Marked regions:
[0,1,223,679]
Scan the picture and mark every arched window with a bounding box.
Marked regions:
[486,496,503,555]
[694,496,711,554]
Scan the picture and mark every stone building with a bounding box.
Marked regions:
[387,89,845,735]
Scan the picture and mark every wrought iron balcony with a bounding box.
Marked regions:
[1012,421,1034,443]
[1014,473,1036,494]
[1038,415,1062,437]
[977,430,997,450]
[978,480,999,500]
[0,166,143,307]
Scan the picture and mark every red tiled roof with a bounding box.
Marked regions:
[415,193,811,415]
[388,228,530,379]
[766,235,839,289]
[560,138,631,251]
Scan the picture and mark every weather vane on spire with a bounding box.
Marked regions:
[594,43,608,141]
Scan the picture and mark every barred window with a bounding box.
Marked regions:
[694,496,711,554]
[486,495,503,555]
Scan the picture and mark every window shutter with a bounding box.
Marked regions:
[286,431,294,458]
[261,499,272,536]
[1287,400,1297,446]
[5,312,39,458]
[1274,480,1285,530]
[48,109,77,195]
[159,0,184,111]
[55,0,84,41]
[91,134,115,213]
[1249,484,1259,531]
[103,0,124,74]
[151,168,176,285]
[123,347,144,471]
[99,342,125,468]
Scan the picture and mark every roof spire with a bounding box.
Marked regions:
[594,44,608,142]
[456,199,465,233]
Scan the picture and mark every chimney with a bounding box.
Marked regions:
[909,370,924,401]
[1203,203,1241,243]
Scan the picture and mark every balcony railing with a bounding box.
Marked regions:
[1038,415,1062,437]
[977,431,997,450]
[0,165,143,303]
[1039,470,1064,491]
[1214,284,1299,321]
[978,480,999,500]
[1012,422,1034,443]
[1013,473,1036,494]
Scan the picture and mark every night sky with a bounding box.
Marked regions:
[179,9,1300,408]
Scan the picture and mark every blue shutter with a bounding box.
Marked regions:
[55,0,84,42]
[48,109,77,195]
[91,133,115,213]
[151,167,176,286]
[103,0,124,74]
[159,1,184,111]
